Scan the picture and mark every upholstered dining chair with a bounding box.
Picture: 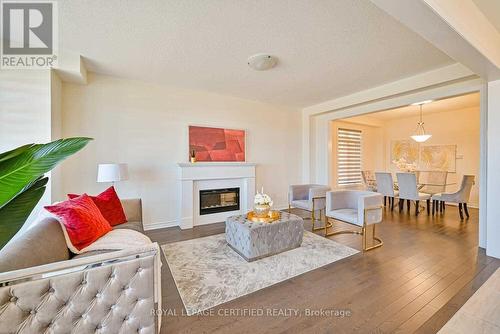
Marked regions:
[396,172,431,215]
[420,171,448,214]
[325,190,383,251]
[288,184,331,231]
[375,172,399,211]
[361,170,377,191]
[431,175,475,220]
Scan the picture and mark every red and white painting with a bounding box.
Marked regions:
[188,126,245,162]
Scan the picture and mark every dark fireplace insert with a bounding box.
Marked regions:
[199,188,240,215]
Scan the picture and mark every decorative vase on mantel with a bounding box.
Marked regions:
[253,187,273,218]
[190,149,197,163]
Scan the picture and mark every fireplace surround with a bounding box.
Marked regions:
[177,162,256,229]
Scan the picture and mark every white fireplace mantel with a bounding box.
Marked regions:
[177,162,256,229]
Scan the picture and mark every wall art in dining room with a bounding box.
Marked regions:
[420,145,457,172]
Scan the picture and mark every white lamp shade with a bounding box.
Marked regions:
[97,163,129,183]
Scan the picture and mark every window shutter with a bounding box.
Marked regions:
[337,128,362,185]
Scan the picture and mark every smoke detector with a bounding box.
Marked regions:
[247,54,278,71]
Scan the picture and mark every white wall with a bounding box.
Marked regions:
[50,71,63,202]
[60,73,302,229]
[0,70,52,233]
[0,70,51,151]
[486,80,500,258]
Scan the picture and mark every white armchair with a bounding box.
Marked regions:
[325,190,383,251]
[288,184,331,231]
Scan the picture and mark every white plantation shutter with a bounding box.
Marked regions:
[337,128,362,185]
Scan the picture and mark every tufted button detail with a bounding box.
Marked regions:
[96,292,101,298]
[81,280,87,285]
[10,296,17,302]
[137,267,143,273]
[124,316,130,321]
[30,310,36,315]
[48,287,55,293]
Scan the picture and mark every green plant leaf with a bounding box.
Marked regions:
[0,137,92,209]
[0,176,48,249]
[0,144,34,162]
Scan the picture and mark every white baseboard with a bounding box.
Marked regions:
[273,203,290,211]
[144,220,178,231]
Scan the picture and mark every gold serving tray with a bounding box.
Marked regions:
[247,210,281,223]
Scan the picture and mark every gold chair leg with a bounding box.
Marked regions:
[325,217,363,238]
[325,219,383,252]
[361,226,366,251]
[312,209,332,232]
[363,224,383,251]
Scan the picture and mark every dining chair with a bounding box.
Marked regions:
[361,170,377,192]
[420,171,448,214]
[396,172,431,216]
[431,175,475,220]
[375,172,399,211]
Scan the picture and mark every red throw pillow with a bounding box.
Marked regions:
[68,186,127,226]
[45,194,112,251]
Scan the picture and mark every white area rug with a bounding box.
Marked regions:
[162,231,359,315]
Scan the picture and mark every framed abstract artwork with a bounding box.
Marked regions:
[391,139,419,165]
[420,145,457,172]
[188,126,246,162]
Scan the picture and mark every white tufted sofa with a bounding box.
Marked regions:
[0,199,161,333]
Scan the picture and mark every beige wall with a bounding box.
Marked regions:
[330,120,384,189]
[0,70,51,151]
[0,70,53,232]
[50,71,63,203]
[60,73,302,229]
[383,107,480,206]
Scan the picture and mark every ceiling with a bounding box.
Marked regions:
[58,0,453,109]
[473,0,500,33]
[347,92,480,122]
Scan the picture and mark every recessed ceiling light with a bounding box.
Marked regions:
[247,54,278,71]
[410,100,433,106]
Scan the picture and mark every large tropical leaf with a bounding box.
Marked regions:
[0,176,48,249]
[0,144,33,162]
[0,137,92,208]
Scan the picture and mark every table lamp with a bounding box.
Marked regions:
[97,163,129,186]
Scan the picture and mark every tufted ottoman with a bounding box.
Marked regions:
[225,212,304,262]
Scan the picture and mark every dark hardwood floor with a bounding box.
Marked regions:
[145,205,500,334]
